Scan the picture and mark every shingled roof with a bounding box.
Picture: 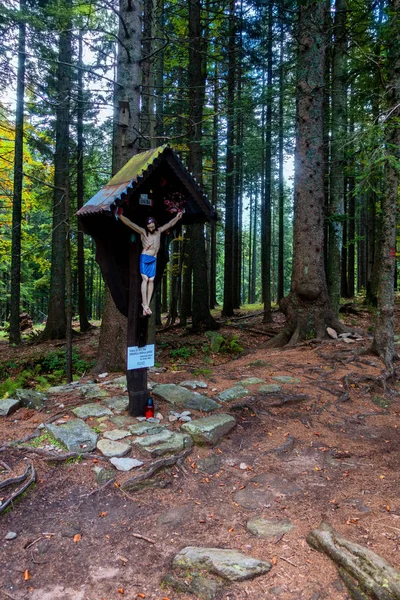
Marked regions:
[77,144,216,221]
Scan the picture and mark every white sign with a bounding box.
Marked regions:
[139,194,152,206]
[127,344,155,370]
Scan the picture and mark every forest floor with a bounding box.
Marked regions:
[0,304,400,600]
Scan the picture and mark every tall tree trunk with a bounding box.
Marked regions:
[41,8,72,340]
[209,65,219,308]
[222,0,236,317]
[277,3,285,304]
[141,0,156,149]
[327,0,346,314]
[187,0,217,331]
[268,0,345,347]
[262,0,273,323]
[9,0,26,345]
[77,30,91,333]
[347,97,355,297]
[96,0,142,373]
[372,0,400,367]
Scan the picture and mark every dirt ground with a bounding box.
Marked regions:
[1,307,400,600]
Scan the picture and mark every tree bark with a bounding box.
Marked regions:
[268,0,344,347]
[372,0,400,368]
[327,0,347,314]
[76,29,91,333]
[41,8,72,340]
[9,0,26,345]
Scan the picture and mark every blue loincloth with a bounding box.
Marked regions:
[140,254,157,279]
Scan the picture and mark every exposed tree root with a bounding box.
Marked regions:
[0,461,36,514]
[2,445,109,462]
[121,447,192,491]
[307,522,400,600]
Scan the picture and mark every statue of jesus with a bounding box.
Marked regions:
[119,210,183,315]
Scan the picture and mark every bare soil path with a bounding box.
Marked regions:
[1,308,399,600]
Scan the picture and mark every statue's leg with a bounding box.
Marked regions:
[146,278,155,314]
[141,274,149,315]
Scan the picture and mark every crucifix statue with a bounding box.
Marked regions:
[117,208,183,316]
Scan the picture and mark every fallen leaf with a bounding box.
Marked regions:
[380,475,385,479]
[117,588,124,594]
[228,527,235,533]
[137,594,145,599]
[386,505,391,511]
[73,534,81,543]
[24,570,31,581]
[99,511,108,517]
[119,556,128,564]
[272,556,277,565]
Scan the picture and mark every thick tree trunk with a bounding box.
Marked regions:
[372,0,400,368]
[222,0,236,317]
[9,0,26,345]
[268,0,344,347]
[261,0,273,323]
[277,3,285,303]
[187,0,217,331]
[96,0,142,378]
[41,11,72,340]
[327,0,347,314]
[76,30,91,333]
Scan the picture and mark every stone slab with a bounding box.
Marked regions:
[102,396,129,412]
[247,517,294,539]
[241,378,266,385]
[173,546,272,582]
[272,376,301,385]
[179,380,208,389]
[152,384,219,412]
[97,439,131,458]
[46,419,98,452]
[110,457,143,471]
[217,386,249,402]
[258,384,282,394]
[181,414,236,446]
[103,429,131,441]
[132,429,193,457]
[0,398,20,417]
[72,404,113,419]
[129,422,165,436]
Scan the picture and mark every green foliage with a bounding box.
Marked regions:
[0,347,94,398]
[170,346,195,361]
[219,334,244,355]
[29,431,66,451]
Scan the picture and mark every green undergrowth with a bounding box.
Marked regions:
[29,431,67,451]
[0,348,94,399]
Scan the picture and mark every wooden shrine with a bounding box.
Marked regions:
[77,145,216,416]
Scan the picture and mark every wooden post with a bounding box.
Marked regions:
[127,238,149,416]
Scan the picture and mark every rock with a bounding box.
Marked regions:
[132,429,193,457]
[155,412,163,420]
[110,457,143,471]
[0,398,20,417]
[181,414,236,446]
[158,505,193,527]
[103,429,131,441]
[179,380,208,389]
[129,421,165,435]
[247,517,294,539]
[172,547,272,582]
[97,372,108,378]
[179,416,192,422]
[191,575,223,600]
[5,532,17,540]
[110,415,137,428]
[248,359,270,367]
[217,386,249,402]
[80,384,110,400]
[205,331,225,353]
[97,439,131,458]
[258,384,282,394]
[93,466,115,484]
[103,396,129,412]
[234,473,300,510]
[47,383,80,395]
[197,455,222,474]
[338,332,352,338]
[146,417,160,423]
[241,378,266,385]
[272,376,301,384]
[152,384,220,412]
[327,327,338,339]
[14,388,47,409]
[342,337,355,343]
[169,415,178,422]
[239,462,248,470]
[72,404,113,419]
[104,375,127,390]
[46,419,98,452]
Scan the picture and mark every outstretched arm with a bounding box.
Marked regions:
[159,210,183,233]
[119,214,146,236]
